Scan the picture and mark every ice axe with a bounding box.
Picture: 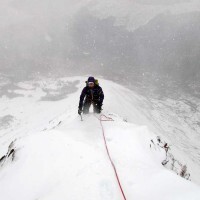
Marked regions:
[78,108,83,121]
[80,113,83,121]
[78,111,83,121]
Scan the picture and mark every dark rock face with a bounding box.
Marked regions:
[0,141,16,167]
[69,10,200,96]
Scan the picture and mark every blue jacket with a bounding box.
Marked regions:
[79,85,104,109]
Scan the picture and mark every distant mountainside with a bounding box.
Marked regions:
[0,2,199,97]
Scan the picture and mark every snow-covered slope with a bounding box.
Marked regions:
[0,77,200,200]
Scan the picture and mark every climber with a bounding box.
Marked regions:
[78,77,104,115]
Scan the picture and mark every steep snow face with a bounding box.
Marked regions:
[0,77,200,200]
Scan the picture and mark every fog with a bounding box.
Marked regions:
[0,0,200,97]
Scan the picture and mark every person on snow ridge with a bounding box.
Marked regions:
[78,77,104,115]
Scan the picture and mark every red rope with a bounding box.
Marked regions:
[96,114,127,200]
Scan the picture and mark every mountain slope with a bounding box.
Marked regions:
[0,77,200,199]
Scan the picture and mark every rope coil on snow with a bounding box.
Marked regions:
[95,114,127,200]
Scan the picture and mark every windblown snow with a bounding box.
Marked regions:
[0,77,200,200]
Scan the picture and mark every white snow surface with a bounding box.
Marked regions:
[0,77,200,200]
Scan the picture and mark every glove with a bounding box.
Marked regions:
[97,104,102,113]
[98,104,102,110]
[78,109,82,115]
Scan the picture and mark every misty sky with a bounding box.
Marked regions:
[0,0,200,96]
